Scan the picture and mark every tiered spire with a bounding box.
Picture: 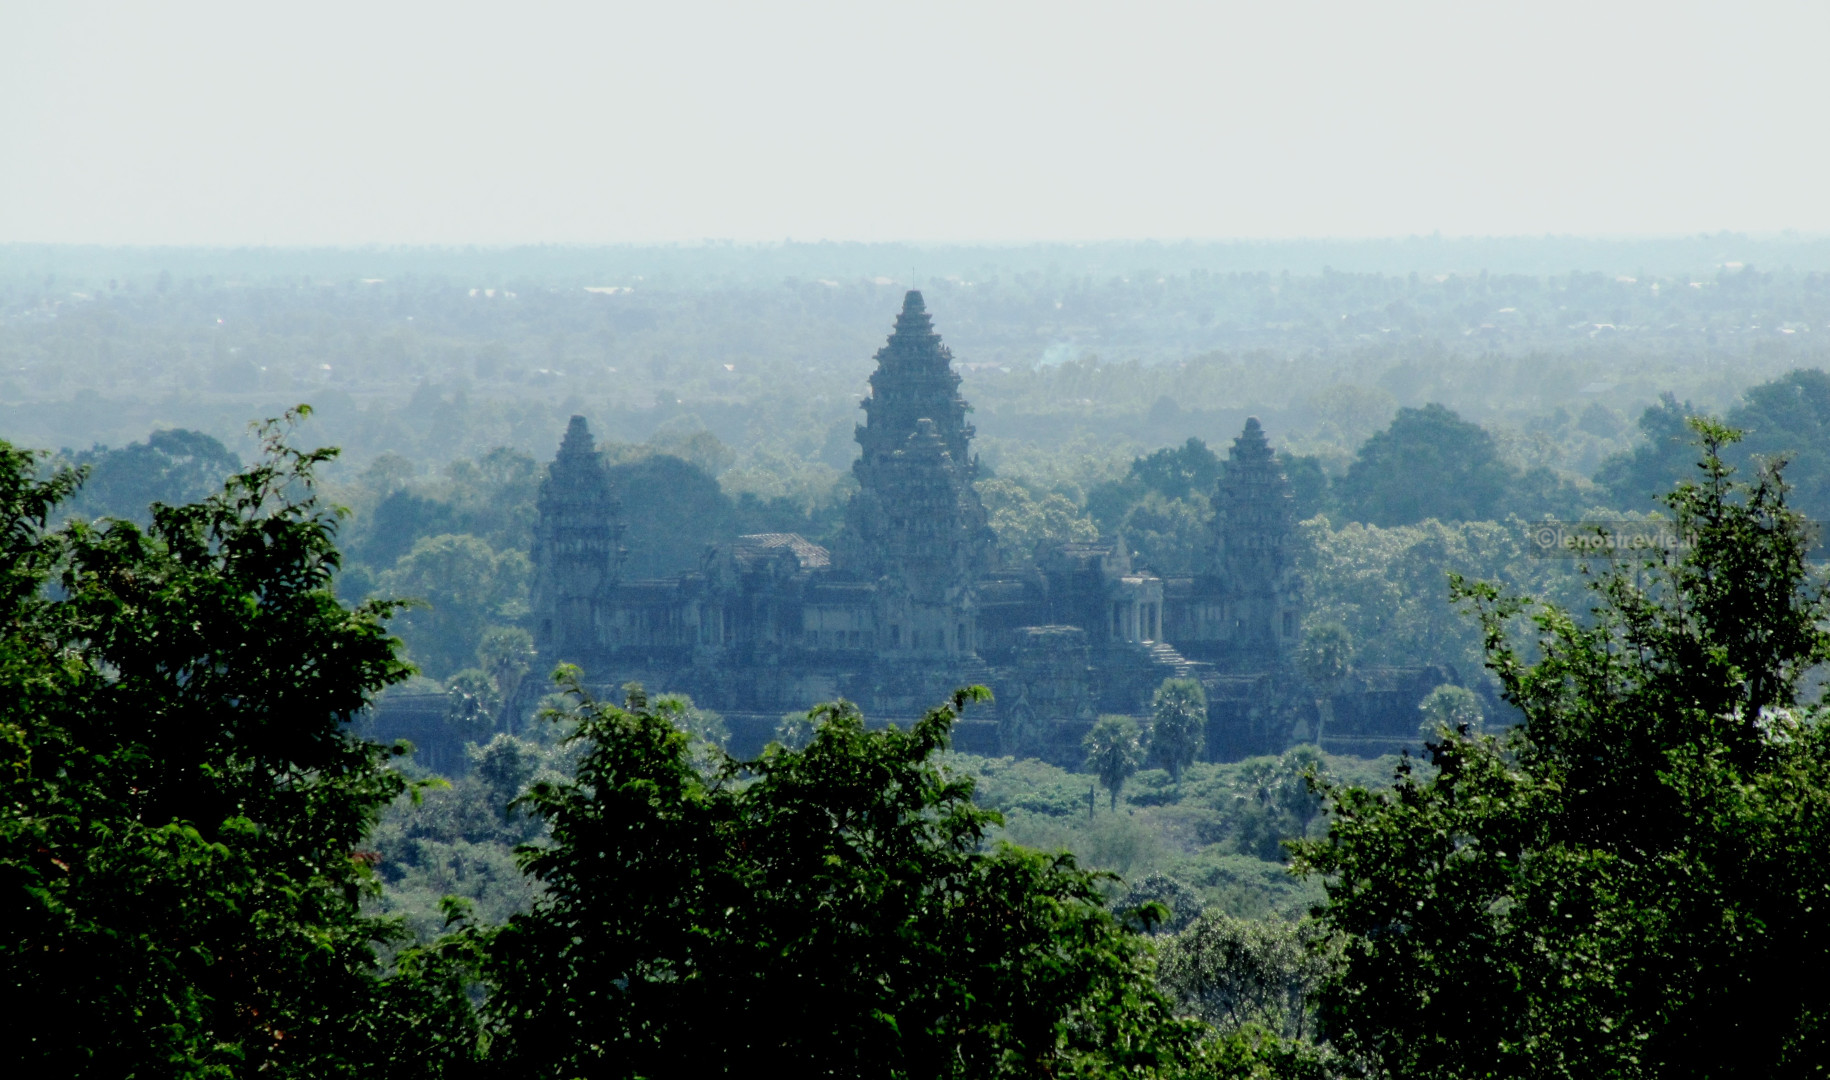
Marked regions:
[854,291,976,472]
[534,416,620,660]
[836,292,995,585]
[1207,417,1298,653]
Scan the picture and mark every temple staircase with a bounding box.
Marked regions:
[1138,640,1202,680]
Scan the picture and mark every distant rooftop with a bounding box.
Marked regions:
[732,532,830,571]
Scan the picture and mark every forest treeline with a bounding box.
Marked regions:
[50,365,1830,697]
[7,409,1830,1076]
[35,364,1830,1011]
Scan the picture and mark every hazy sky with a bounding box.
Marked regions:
[4,1,1826,246]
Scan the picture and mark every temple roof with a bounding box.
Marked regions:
[732,532,830,570]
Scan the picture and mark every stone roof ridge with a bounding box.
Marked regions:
[733,532,831,569]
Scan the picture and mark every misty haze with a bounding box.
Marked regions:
[7,3,1830,1077]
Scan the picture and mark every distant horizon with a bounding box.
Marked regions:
[13,230,1830,250]
[11,233,1830,285]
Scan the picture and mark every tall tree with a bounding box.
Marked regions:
[1148,677,1208,783]
[1730,368,1830,522]
[1,411,475,1077]
[1131,437,1223,500]
[1083,714,1146,810]
[1296,621,1353,746]
[1334,403,1516,525]
[378,533,530,678]
[1593,391,1701,510]
[65,427,241,524]
[1296,419,1830,1079]
[481,683,1196,1077]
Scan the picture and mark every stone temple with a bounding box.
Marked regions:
[532,291,1439,761]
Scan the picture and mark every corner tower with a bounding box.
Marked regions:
[1204,417,1300,663]
[533,416,620,664]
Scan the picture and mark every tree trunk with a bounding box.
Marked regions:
[1314,696,1335,748]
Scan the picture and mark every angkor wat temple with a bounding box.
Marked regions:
[533,292,1439,761]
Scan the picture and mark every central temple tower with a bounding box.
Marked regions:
[835,291,996,656]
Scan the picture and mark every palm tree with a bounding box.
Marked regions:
[1083,714,1145,811]
[1297,622,1353,747]
[1148,677,1208,783]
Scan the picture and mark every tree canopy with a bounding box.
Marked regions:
[63,427,241,523]
[1,412,474,1078]
[1296,419,1830,1078]
[1083,714,1146,811]
[1333,403,1516,526]
[481,683,1196,1078]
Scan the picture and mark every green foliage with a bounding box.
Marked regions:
[1118,490,1214,575]
[1116,871,1206,935]
[341,446,542,569]
[957,753,1099,817]
[1084,714,1146,810]
[1297,514,1588,684]
[1594,391,1706,510]
[1081,439,1222,574]
[650,689,730,748]
[1609,369,1830,527]
[1305,384,1397,450]
[0,411,474,1077]
[1415,683,1482,742]
[1150,677,1209,782]
[632,421,738,477]
[961,751,1373,917]
[1726,368,1830,521]
[378,533,530,679]
[1334,403,1517,525]
[474,624,536,731]
[977,476,1099,563]
[1085,474,1149,534]
[603,453,736,578]
[1277,452,1329,521]
[62,427,242,524]
[1295,419,1830,1079]
[773,707,820,750]
[1230,747,1329,862]
[1156,914,1333,1042]
[443,668,500,741]
[480,683,1199,1078]
[369,732,559,941]
[1295,622,1352,690]
[1131,437,1224,500]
